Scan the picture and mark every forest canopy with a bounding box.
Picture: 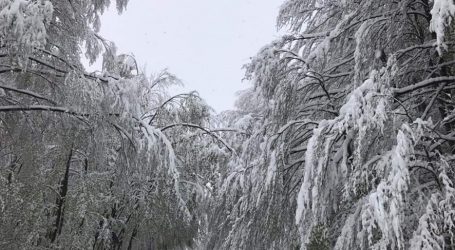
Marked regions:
[1,0,455,250]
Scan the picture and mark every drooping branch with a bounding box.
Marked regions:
[161,123,237,155]
[110,122,137,151]
[146,92,200,123]
[276,119,318,136]
[211,128,250,136]
[283,31,330,41]
[0,83,57,104]
[1,54,117,84]
[0,105,120,117]
[393,76,455,95]
[0,105,84,115]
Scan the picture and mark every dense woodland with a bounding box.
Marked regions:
[0,0,455,249]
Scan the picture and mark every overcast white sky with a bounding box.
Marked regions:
[92,0,283,112]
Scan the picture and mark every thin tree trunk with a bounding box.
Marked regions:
[50,148,72,243]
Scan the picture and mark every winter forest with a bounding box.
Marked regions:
[1,0,455,249]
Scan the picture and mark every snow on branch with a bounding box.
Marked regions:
[429,0,455,54]
[0,82,56,104]
[161,123,238,155]
[0,0,53,51]
[393,76,455,95]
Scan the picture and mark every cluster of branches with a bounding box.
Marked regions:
[206,0,455,249]
[0,1,239,249]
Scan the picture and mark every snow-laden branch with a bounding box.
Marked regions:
[0,105,81,115]
[0,105,120,117]
[145,92,199,122]
[0,83,56,104]
[110,122,137,151]
[283,31,330,41]
[0,55,117,84]
[276,119,318,135]
[393,76,455,95]
[161,123,238,155]
[211,128,250,136]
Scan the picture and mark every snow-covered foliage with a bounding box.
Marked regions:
[2,0,455,249]
[207,0,455,249]
[429,0,455,54]
[0,0,53,52]
[0,1,230,249]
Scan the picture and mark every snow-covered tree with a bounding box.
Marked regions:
[208,0,455,249]
[2,0,455,249]
[0,1,231,249]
